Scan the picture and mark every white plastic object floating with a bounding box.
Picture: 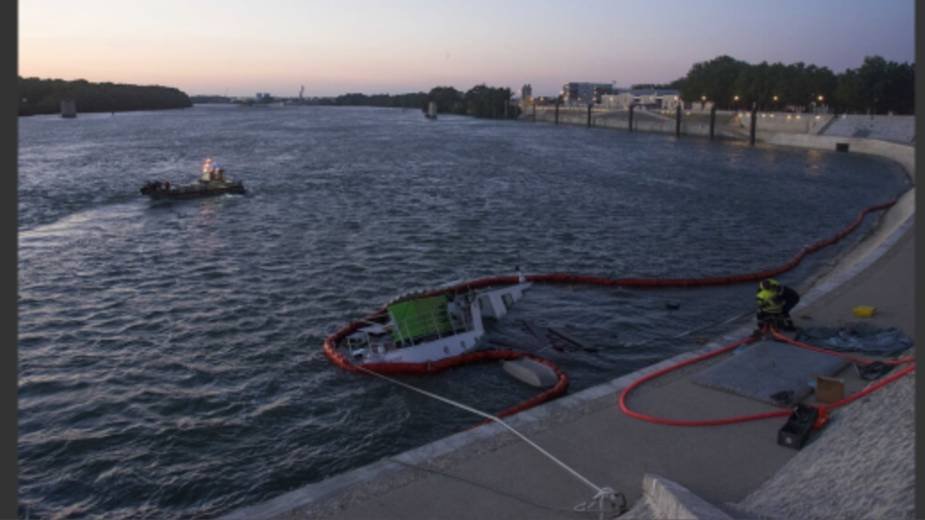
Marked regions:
[502,358,558,388]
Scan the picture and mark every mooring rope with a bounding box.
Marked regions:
[355,364,626,518]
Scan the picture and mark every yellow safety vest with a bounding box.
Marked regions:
[756,288,784,314]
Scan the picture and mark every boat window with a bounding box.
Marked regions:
[480,295,498,318]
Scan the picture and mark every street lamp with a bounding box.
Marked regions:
[817,95,824,103]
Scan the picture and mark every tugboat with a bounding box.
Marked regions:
[335,275,532,365]
[140,158,246,200]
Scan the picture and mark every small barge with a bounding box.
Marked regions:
[140,158,246,200]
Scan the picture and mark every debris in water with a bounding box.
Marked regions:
[502,358,558,388]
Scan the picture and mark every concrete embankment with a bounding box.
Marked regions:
[527,106,914,147]
[224,124,915,520]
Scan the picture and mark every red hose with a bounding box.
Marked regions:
[617,334,791,426]
[323,330,569,420]
[617,329,915,427]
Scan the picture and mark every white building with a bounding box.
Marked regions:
[561,82,615,104]
[600,88,681,110]
[520,84,533,108]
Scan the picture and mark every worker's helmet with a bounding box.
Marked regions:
[759,279,780,291]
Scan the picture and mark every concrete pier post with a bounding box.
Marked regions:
[555,100,560,125]
[587,103,592,127]
[60,99,77,118]
[749,102,757,146]
[709,105,717,140]
[675,106,682,137]
[628,104,635,132]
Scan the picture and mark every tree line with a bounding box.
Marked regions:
[19,77,192,116]
[671,55,913,114]
[190,95,232,104]
[291,85,520,119]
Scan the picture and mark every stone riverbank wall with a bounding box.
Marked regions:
[524,105,914,147]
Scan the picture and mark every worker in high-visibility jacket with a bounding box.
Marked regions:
[756,278,800,330]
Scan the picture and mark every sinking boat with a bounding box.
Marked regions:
[337,279,532,365]
[140,158,246,200]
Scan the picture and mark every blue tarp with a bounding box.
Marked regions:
[795,323,913,357]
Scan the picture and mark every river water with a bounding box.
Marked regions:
[17,105,909,518]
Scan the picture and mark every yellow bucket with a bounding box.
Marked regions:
[852,306,876,318]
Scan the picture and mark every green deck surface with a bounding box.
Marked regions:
[388,295,454,343]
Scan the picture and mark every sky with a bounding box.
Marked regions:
[19,0,915,97]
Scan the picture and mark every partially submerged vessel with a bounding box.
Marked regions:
[337,278,532,365]
[322,272,570,418]
[140,158,246,200]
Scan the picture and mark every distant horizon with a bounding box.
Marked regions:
[19,0,914,98]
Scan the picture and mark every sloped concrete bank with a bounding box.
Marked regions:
[735,374,915,519]
[223,132,914,520]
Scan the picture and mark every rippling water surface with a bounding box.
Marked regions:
[18,105,908,518]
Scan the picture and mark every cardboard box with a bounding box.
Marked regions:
[816,376,845,404]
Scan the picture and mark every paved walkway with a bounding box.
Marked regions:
[793,228,914,337]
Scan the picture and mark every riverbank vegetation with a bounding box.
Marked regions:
[278,85,518,119]
[190,95,233,104]
[19,77,192,116]
[672,55,913,114]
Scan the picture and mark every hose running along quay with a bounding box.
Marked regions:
[323,197,901,423]
[617,325,915,427]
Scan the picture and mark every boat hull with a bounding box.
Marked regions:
[339,282,532,365]
[140,181,246,200]
[368,329,482,364]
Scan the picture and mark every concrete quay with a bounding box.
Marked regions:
[223,135,915,520]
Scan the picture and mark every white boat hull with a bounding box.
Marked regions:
[346,282,532,365]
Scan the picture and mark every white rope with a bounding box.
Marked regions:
[355,365,625,518]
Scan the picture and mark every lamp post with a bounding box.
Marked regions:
[733,95,740,111]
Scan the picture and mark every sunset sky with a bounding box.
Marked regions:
[19,0,915,97]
